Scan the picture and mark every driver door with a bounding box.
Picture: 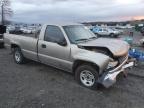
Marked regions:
[38,25,71,71]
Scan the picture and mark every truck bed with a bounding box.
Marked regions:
[4,33,39,61]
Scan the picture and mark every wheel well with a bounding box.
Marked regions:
[11,44,19,49]
[11,44,20,52]
[72,60,99,74]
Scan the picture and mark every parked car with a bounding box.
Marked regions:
[140,27,144,36]
[9,27,23,34]
[111,28,124,35]
[91,27,119,38]
[0,34,4,48]
[140,38,144,46]
[0,25,6,48]
[21,27,32,34]
[4,23,134,89]
[28,27,37,34]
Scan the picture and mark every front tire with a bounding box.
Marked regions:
[110,33,114,37]
[13,47,26,64]
[75,64,99,89]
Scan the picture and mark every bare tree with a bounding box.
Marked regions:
[0,0,13,25]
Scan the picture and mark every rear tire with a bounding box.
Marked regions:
[75,64,99,89]
[13,47,26,64]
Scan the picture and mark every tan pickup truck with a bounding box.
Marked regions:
[4,23,134,89]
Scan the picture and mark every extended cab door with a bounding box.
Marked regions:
[38,25,72,71]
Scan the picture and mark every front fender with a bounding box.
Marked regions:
[73,51,110,73]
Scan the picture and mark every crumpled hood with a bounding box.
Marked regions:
[78,38,129,57]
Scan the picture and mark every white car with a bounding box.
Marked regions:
[21,28,32,34]
[28,27,36,34]
[92,27,120,38]
[111,28,124,35]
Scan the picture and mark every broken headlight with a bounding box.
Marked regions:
[107,59,118,69]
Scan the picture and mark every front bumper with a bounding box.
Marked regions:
[98,57,135,88]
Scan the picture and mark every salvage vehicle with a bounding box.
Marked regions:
[140,38,144,46]
[140,27,144,36]
[9,27,23,35]
[111,28,124,35]
[4,23,134,89]
[91,27,120,38]
[0,34,4,48]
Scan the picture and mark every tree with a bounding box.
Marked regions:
[0,0,13,25]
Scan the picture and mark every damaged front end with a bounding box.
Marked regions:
[98,55,135,88]
[78,45,135,88]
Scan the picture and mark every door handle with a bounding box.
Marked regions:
[41,44,46,48]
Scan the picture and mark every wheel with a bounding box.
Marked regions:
[110,33,114,37]
[13,47,26,64]
[95,33,99,37]
[75,64,99,89]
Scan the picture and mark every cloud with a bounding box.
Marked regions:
[10,0,144,23]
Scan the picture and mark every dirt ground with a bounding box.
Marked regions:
[0,30,144,108]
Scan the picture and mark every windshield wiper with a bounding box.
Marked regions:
[75,38,89,42]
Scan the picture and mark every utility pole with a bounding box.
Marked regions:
[0,0,13,25]
[1,3,4,25]
[1,0,4,25]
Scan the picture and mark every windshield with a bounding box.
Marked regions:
[63,25,97,44]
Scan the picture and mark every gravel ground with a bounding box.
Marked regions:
[0,31,144,108]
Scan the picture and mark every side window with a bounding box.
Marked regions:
[103,28,108,32]
[99,28,102,31]
[44,25,65,43]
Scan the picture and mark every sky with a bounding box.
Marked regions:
[9,0,144,23]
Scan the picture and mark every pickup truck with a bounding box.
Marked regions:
[4,23,134,89]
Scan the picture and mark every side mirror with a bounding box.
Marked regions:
[57,40,67,46]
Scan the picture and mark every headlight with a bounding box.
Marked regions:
[107,60,118,69]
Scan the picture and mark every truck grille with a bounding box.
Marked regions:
[118,54,128,64]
